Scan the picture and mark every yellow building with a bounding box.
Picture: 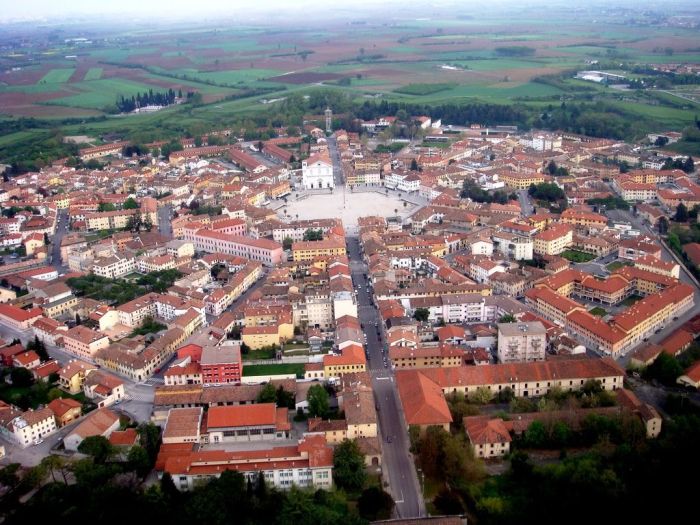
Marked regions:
[59,360,98,394]
[322,345,367,377]
[292,237,346,262]
[533,224,573,256]
[241,325,282,349]
[500,171,545,190]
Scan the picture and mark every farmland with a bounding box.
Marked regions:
[0,4,699,160]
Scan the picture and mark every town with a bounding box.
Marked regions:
[0,106,698,523]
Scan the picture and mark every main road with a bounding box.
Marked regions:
[346,236,425,518]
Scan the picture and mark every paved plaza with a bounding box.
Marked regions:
[279,188,420,232]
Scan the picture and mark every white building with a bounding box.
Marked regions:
[497,322,547,363]
[332,291,358,320]
[4,407,57,447]
[492,234,533,261]
[302,154,334,190]
[92,254,136,279]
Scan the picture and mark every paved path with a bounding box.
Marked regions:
[347,236,425,518]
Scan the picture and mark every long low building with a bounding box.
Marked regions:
[192,229,283,266]
[159,434,333,491]
[396,357,625,432]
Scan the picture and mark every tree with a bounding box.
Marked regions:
[40,454,70,483]
[358,487,394,520]
[413,307,430,323]
[676,203,689,222]
[499,314,516,323]
[123,197,139,210]
[303,229,323,241]
[10,367,33,388]
[524,420,547,448]
[97,202,116,212]
[257,383,277,404]
[307,384,329,418]
[77,436,115,464]
[469,386,493,405]
[276,386,295,409]
[658,216,669,234]
[137,423,162,465]
[75,313,82,326]
[283,237,293,251]
[127,445,151,478]
[644,352,683,386]
[333,439,366,492]
[410,158,419,171]
[28,335,49,361]
[497,386,515,403]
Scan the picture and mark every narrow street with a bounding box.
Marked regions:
[347,236,425,518]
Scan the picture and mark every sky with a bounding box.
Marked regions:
[2,0,378,20]
[0,0,688,22]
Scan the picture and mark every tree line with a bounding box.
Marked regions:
[116,89,179,113]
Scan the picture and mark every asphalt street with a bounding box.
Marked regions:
[50,209,69,272]
[347,236,424,518]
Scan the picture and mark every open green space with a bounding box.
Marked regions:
[83,68,103,81]
[606,261,632,271]
[38,68,75,84]
[394,83,456,96]
[242,363,305,378]
[561,250,597,263]
[589,307,608,317]
[46,78,175,110]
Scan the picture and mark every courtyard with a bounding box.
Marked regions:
[278,188,421,233]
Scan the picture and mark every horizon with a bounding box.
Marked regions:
[2,0,697,23]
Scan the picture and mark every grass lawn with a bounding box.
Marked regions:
[622,294,644,307]
[589,307,608,317]
[242,348,276,360]
[606,261,631,271]
[38,68,76,84]
[242,363,304,378]
[561,250,597,263]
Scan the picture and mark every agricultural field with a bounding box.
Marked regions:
[0,5,698,153]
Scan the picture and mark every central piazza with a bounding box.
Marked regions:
[277,188,420,232]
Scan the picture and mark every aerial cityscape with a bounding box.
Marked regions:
[0,1,699,523]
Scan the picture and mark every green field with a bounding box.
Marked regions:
[242,363,305,378]
[47,78,173,109]
[394,83,456,96]
[38,68,75,84]
[83,68,103,81]
[2,9,700,164]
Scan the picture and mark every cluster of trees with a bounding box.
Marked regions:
[586,196,630,211]
[461,180,514,204]
[1,425,395,524]
[66,270,181,306]
[471,414,700,524]
[495,46,535,57]
[662,156,695,173]
[532,101,634,140]
[303,229,324,241]
[256,383,295,409]
[411,426,485,515]
[527,182,565,202]
[116,89,179,113]
[545,160,569,177]
[518,412,645,450]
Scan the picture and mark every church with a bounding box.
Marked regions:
[301,153,334,190]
